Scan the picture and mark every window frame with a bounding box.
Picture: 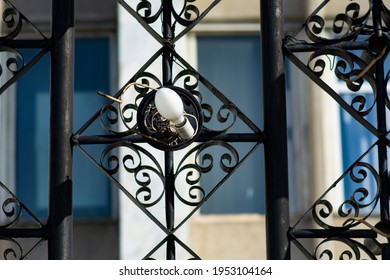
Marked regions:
[12,34,119,220]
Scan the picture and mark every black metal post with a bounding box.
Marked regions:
[162,0,175,260]
[372,0,390,260]
[48,0,74,260]
[260,0,291,259]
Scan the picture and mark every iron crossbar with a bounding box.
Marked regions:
[291,229,377,239]
[0,228,48,239]
[72,133,264,145]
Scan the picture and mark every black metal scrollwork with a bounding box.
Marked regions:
[0,1,49,96]
[99,72,162,135]
[312,159,380,229]
[174,141,239,207]
[136,0,163,23]
[0,182,44,228]
[0,47,25,76]
[284,0,390,261]
[1,5,23,40]
[1,182,22,229]
[100,64,240,137]
[343,162,379,213]
[308,47,378,116]
[304,1,370,44]
[1,196,21,228]
[172,68,238,134]
[132,0,204,27]
[0,237,23,260]
[201,103,238,133]
[0,182,46,259]
[314,237,376,260]
[99,103,122,134]
[195,141,239,173]
[74,0,258,259]
[173,69,201,101]
[100,141,165,207]
[172,0,200,27]
[284,3,387,137]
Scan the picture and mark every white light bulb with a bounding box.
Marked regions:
[154,87,185,125]
[154,87,195,140]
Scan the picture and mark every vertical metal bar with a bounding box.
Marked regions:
[372,0,390,260]
[48,0,74,260]
[162,0,175,260]
[162,0,173,85]
[164,151,175,260]
[260,0,291,259]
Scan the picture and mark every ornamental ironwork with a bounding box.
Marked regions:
[6,0,382,261]
[74,0,263,259]
[0,0,265,260]
[284,0,390,259]
[0,0,49,260]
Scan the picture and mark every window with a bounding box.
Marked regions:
[196,35,264,214]
[16,37,113,218]
[338,54,390,212]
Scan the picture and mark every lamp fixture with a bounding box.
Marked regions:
[154,87,195,140]
[98,83,203,151]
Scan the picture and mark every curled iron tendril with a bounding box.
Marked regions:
[134,0,200,26]
[136,0,163,24]
[314,237,376,260]
[1,197,22,228]
[174,141,239,206]
[172,68,238,133]
[173,69,202,101]
[305,1,370,44]
[0,237,23,260]
[100,141,164,207]
[195,141,239,173]
[339,162,379,222]
[172,0,200,27]
[201,103,237,133]
[312,161,379,229]
[1,7,23,40]
[308,48,377,116]
[0,47,25,77]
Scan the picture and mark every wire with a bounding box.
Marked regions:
[340,46,387,84]
[97,91,121,103]
[97,82,167,145]
[345,217,390,238]
[97,82,158,104]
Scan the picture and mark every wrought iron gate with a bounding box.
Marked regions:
[75,0,265,260]
[284,0,390,259]
[0,0,73,259]
[76,0,263,260]
[2,0,388,261]
[0,0,267,260]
